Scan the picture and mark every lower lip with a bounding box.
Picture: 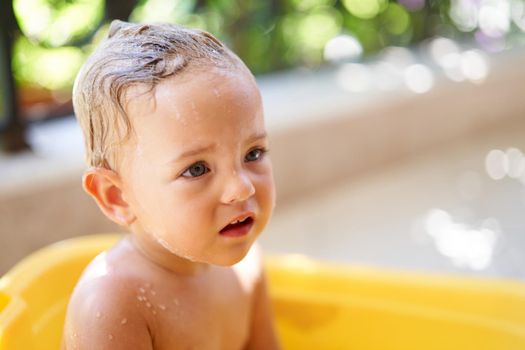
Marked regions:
[219,218,254,238]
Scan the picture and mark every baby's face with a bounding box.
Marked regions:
[119,66,275,266]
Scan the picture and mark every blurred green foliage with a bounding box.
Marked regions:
[10,0,525,92]
[0,34,7,124]
[0,82,4,123]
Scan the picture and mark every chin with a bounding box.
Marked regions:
[212,247,251,267]
[214,255,247,267]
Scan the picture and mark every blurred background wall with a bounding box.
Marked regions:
[1,0,525,278]
[3,0,525,128]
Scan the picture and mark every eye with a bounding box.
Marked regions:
[245,148,267,162]
[181,162,210,178]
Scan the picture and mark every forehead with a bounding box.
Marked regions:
[123,67,264,160]
[158,67,260,117]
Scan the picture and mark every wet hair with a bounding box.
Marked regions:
[73,20,242,169]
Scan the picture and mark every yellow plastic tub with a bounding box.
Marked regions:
[1,234,524,349]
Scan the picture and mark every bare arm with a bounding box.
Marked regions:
[62,278,154,350]
[245,265,281,350]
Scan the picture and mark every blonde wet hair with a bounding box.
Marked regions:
[73,20,241,169]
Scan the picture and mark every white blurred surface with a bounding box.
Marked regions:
[261,116,525,280]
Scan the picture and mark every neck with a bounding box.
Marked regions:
[126,231,210,276]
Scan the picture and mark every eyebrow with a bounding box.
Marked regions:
[173,144,216,162]
[246,131,268,144]
[169,132,267,163]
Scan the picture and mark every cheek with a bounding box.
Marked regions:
[128,187,166,231]
[154,187,215,230]
[125,173,171,227]
[255,170,276,212]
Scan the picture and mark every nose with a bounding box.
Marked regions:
[220,169,256,204]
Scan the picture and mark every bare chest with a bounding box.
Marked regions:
[143,272,254,350]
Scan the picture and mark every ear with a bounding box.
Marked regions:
[82,167,136,226]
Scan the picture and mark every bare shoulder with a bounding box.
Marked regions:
[63,247,154,349]
[236,243,281,349]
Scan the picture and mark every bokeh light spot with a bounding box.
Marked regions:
[130,0,195,24]
[449,0,478,32]
[324,34,363,62]
[382,3,411,35]
[506,148,525,179]
[424,208,499,271]
[485,149,508,180]
[460,49,490,83]
[478,0,510,38]
[13,0,104,47]
[404,64,434,93]
[428,37,460,66]
[13,37,84,90]
[342,0,388,19]
[290,0,334,12]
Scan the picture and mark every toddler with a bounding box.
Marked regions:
[63,20,279,350]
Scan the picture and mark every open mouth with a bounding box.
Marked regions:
[219,217,254,237]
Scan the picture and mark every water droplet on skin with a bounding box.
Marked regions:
[139,287,146,294]
[96,312,101,318]
[108,334,113,341]
[152,310,157,315]
[158,304,166,311]
[173,298,180,306]
[150,290,156,296]
[146,302,152,308]
[121,318,127,325]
